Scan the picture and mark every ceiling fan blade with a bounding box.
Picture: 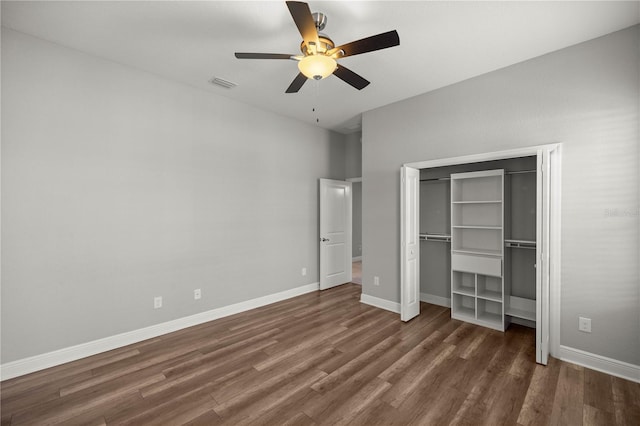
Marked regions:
[333,65,370,90]
[286,1,319,49]
[286,72,308,93]
[235,53,294,60]
[328,30,400,58]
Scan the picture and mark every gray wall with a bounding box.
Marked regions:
[362,26,639,365]
[1,29,346,363]
[344,132,362,179]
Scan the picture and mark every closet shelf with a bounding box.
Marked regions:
[477,289,502,302]
[506,307,536,322]
[452,248,502,257]
[452,288,475,297]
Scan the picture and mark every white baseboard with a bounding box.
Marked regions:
[360,293,400,314]
[420,293,451,308]
[559,345,640,383]
[0,282,320,381]
[352,256,362,262]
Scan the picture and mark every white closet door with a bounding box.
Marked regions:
[401,166,420,321]
[536,151,551,365]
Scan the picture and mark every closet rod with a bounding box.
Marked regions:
[507,169,536,175]
[419,234,451,242]
[420,169,537,182]
[505,239,536,249]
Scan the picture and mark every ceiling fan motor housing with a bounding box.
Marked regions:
[300,34,334,56]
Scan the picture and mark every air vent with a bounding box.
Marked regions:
[208,77,237,89]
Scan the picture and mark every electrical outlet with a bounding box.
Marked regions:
[302,267,307,276]
[374,276,380,286]
[194,289,201,300]
[154,296,162,309]
[578,316,591,333]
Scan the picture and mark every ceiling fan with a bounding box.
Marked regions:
[235,1,400,93]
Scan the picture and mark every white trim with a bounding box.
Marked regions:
[346,177,362,183]
[404,143,562,170]
[352,256,362,262]
[360,293,401,314]
[559,345,640,384]
[0,282,320,381]
[420,293,451,308]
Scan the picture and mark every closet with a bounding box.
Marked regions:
[419,156,537,331]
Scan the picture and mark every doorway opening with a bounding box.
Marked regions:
[350,179,362,285]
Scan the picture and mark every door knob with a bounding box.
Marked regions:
[321,237,330,242]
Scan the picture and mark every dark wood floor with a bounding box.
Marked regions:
[2,283,639,425]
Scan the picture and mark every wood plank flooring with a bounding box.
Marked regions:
[351,261,362,285]
[2,283,639,425]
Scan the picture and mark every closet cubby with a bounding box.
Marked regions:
[451,271,475,296]
[452,293,475,321]
[477,299,502,325]
[477,275,502,302]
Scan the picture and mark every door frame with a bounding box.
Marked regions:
[400,143,562,363]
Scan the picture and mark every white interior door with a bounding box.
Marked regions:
[320,179,352,290]
[536,150,551,365]
[401,166,420,321]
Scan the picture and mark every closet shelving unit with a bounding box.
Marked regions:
[450,169,506,331]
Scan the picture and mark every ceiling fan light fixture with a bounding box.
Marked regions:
[298,54,336,80]
[234,1,400,92]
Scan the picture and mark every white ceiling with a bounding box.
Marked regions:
[2,1,639,134]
